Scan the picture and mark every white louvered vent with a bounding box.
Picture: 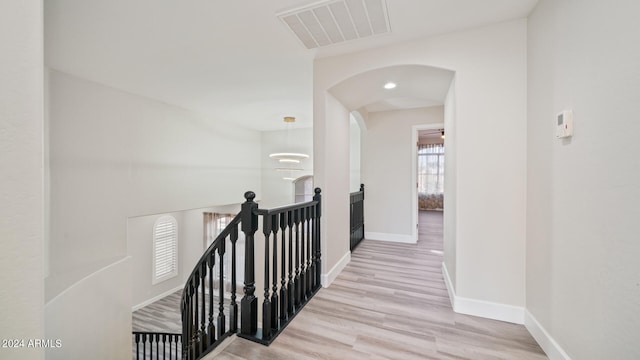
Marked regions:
[278,0,391,49]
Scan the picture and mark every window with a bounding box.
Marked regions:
[418,144,445,195]
[152,215,178,284]
[204,212,234,249]
[203,212,244,291]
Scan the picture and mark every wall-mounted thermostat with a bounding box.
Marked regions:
[556,110,573,138]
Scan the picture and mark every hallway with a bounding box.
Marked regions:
[210,210,547,359]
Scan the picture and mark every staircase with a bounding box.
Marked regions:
[133,189,323,360]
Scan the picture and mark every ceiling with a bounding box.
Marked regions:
[328,64,454,113]
[44,0,538,131]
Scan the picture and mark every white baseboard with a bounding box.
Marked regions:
[455,295,525,324]
[442,262,456,309]
[132,284,184,312]
[321,251,350,288]
[365,232,416,244]
[525,310,572,360]
[441,262,525,324]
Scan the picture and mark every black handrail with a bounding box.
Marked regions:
[133,331,182,360]
[179,189,323,359]
[180,212,242,359]
[350,184,365,251]
[236,188,322,345]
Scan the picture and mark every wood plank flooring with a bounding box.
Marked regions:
[132,291,182,333]
[213,211,548,360]
[134,211,548,360]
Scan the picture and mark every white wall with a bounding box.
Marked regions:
[45,258,131,360]
[46,70,261,293]
[443,80,458,289]
[349,114,361,192]
[527,1,640,359]
[314,19,527,314]
[45,70,262,356]
[361,107,444,240]
[313,92,351,284]
[260,128,313,208]
[0,1,45,359]
[128,211,184,307]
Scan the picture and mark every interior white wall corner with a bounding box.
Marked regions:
[0,2,45,359]
[313,90,351,280]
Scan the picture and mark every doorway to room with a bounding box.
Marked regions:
[293,175,314,203]
[412,125,445,249]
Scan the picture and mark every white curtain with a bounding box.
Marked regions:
[417,144,444,195]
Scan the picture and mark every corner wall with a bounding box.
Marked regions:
[443,79,458,290]
[0,1,44,359]
[313,92,351,285]
[527,1,640,358]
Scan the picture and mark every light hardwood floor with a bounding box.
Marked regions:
[135,211,548,360]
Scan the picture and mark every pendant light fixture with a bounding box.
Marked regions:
[269,116,309,180]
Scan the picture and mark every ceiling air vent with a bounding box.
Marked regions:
[278,0,391,49]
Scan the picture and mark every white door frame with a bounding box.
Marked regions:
[410,123,444,242]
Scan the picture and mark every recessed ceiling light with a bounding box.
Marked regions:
[384,82,396,89]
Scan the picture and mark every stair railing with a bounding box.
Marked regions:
[180,208,241,360]
[350,184,365,251]
[132,331,182,359]
[180,188,323,359]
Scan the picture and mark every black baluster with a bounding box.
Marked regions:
[299,207,306,302]
[149,333,154,359]
[262,214,272,340]
[230,225,238,332]
[309,206,316,291]
[200,262,207,352]
[142,333,147,359]
[294,208,301,307]
[192,278,199,359]
[287,209,295,315]
[187,284,195,360]
[361,184,365,247]
[305,205,312,298]
[169,334,173,359]
[157,333,161,360]
[208,251,216,346]
[271,214,279,330]
[241,191,258,336]
[162,334,166,359]
[218,240,226,337]
[181,296,187,359]
[135,333,140,359]
[279,212,288,321]
[313,188,322,290]
[186,294,192,360]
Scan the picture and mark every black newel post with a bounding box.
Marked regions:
[241,191,258,335]
[313,188,322,289]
